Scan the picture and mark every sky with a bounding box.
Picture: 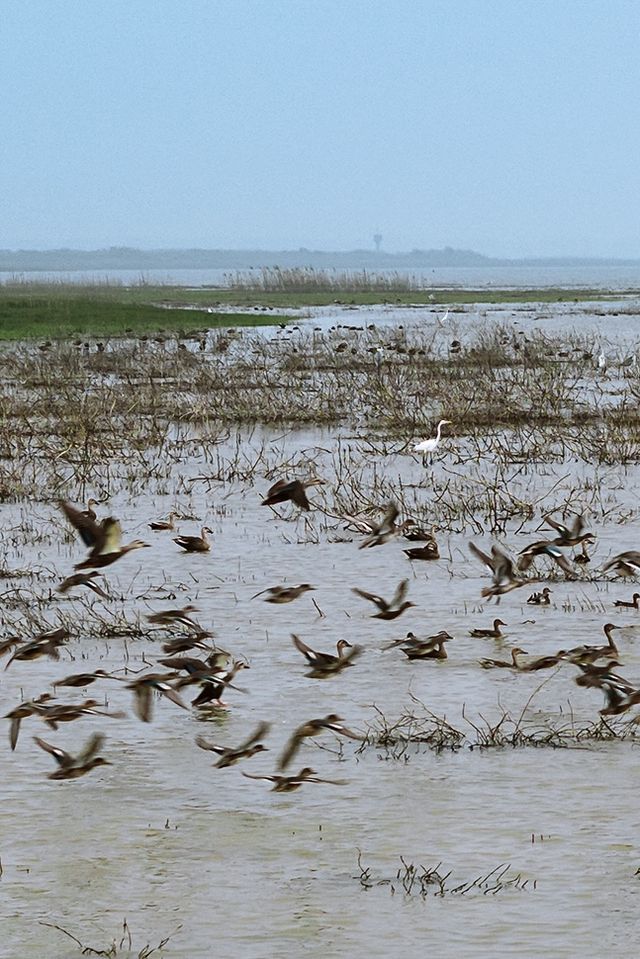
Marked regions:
[1,0,639,257]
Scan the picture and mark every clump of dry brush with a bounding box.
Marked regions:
[354,851,536,897]
[362,698,640,758]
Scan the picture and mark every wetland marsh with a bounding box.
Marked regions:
[2,290,640,957]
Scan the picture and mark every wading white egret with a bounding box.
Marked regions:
[413,419,451,465]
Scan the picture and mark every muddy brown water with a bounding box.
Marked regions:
[2,310,640,956]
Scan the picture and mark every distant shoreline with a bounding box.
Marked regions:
[2,247,640,272]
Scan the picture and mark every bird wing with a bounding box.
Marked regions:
[324,720,364,741]
[544,513,569,538]
[304,776,349,785]
[33,736,72,767]
[264,479,289,499]
[468,542,494,571]
[352,587,386,611]
[570,513,586,538]
[157,684,188,710]
[291,634,318,664]
[194,735,225,755]
[341,514,376,534]
[277,729,305,771]
[548,548,576,576]
[236,721,271,752]
[132,684,152,722]
[75,733,106,765]
[380,502,399,532]
[94,518,123,556]
[290,482,311,510]
[391,579,409,607]
[59,501,103,549]
[242,772,277,783]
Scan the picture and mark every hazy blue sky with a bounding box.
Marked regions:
[2,0,639,256]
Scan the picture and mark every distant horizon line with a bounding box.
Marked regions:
[1,246,640,268]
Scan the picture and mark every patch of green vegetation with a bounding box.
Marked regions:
[0,288,282,340]
[140,285,618,309]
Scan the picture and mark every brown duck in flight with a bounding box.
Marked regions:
[34,732,111,780]
[277,714,363,770]
[60,501,150,570]
[261,478,324,511]
[195,721,271,768]
[352,579,415,620]
[242,766,347,792]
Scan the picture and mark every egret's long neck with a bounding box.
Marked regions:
[435,422,443,442]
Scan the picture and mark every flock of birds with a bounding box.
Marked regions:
[4,448,640,788]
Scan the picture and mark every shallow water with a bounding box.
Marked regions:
[2,303,640,957]
[4,262,640,289]
[2,440,640,958]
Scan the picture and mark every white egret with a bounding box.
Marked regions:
[413,419,451,465]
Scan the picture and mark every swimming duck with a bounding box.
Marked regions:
[469,619,507,639]
[403,527,438,543]
[401,633,451,660]
[277,714,363,770]
[173,527,213,553]
[242,766,348,792]
[195,721,271,768]
[352,579,415,620]
[613,593,640,610]
[251,584,315,604]
[149,512,178,531]
[82,498,100,521]
[291,635,362,676]
[479,647,528,669]
[404,540,440,561]
[60,501,150,570]
[527,587,552,606]
[261,477,325,511]
[33,733,111,780]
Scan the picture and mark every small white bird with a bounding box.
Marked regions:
[597,351,607,372]
[413,419,452,465]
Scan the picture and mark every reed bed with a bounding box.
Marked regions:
[1,320,639,532]
[225,266,426,292]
